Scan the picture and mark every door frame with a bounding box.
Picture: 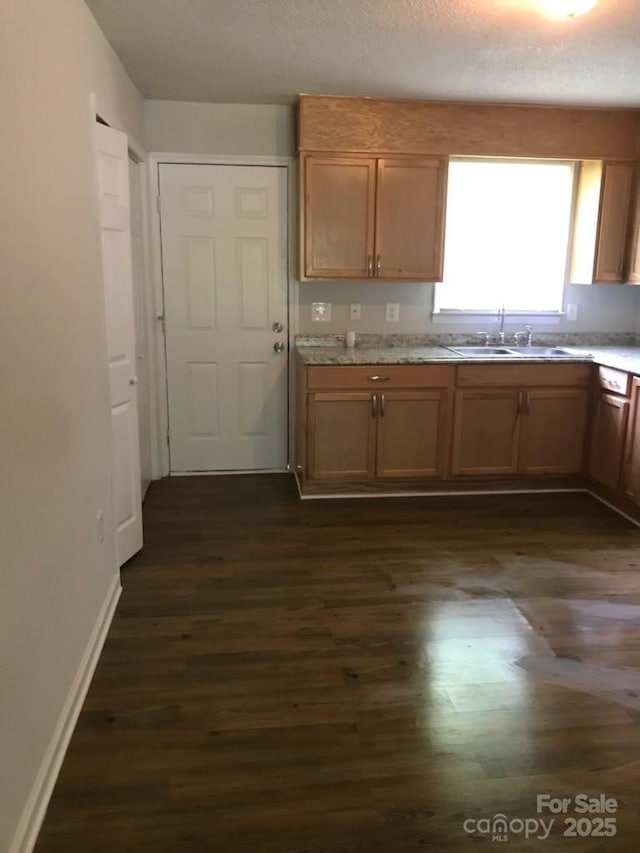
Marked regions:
[147,153,295,477]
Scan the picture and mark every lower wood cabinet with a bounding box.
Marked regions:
[376,391,448,477]
[588,389,630,491]
[308,392,376,479]
[298,361,595,491]
[302,365,454,482]
[622,376,640,506]
[451,365,591,477]
[451,390,520,476]
[586,370,640,521]
[622,377,640,504]
[521,389,589,474]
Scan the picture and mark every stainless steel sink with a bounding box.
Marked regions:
[447,346,519,356]
[507,347,574,356]
[447,345,576,358]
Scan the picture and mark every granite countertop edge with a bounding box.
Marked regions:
[295,344,640,374]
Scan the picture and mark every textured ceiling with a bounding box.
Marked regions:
[85,0,640,106]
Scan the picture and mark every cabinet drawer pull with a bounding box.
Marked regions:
[368,375,391,382]
[380,394,385,417]
[371,394,378,417]
[367,255,373,277]
[376,254,381,275]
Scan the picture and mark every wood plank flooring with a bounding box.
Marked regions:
[34,475,640,852]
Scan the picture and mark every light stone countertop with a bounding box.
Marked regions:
[296,343,640,375]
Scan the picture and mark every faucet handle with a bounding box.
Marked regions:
[513,331,527,345]
[525,324,533,345]
[475,331,491,346]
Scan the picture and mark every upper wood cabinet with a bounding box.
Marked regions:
[570,160,635,284]
[625,167,640,283]
[303,157,376,279]
[375,159,446,280]
[301,154,447,281]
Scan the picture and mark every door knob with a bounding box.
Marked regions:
[273,341,285,353]
[129,376,138,385]
[272,321,284,333]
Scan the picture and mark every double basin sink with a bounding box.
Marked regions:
[447,346,575,358]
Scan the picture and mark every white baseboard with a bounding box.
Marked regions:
[588,489,640,528]
[10,573,122,853]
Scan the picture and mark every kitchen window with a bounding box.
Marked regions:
[434,157,576,314]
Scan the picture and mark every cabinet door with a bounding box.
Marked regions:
[622,378,640,504]
[588,390,629,491]
[376,391,451,478]
[375,158,447,280]
[303,156,376,278]
[520,389,588,474]
[451,390,520,476]
[625,167,640,283]
[307,392,376,479]
[594,162,634,283]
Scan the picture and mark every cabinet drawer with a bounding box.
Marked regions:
[306,364,455,390]
[597,366,630,397]
[456,363,592,388]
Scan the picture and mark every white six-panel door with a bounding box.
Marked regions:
[95,122,143,565]
[159,164,288,472]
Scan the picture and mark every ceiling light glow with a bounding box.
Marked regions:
[540,0,598,17]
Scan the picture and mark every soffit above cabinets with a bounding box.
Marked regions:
[86,0,640,107]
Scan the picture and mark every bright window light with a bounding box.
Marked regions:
[540,0,598,18]
[434,158,575,314]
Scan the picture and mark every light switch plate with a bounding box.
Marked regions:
[349,303,361,321]
[566,303,578,322]
[385,302,400,322]
[311,302,331,322]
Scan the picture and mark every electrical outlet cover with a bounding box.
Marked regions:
[385,302,400,322]
[311,302,331,322]
[349,303,361,321]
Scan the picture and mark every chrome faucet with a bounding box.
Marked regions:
[513,325,534,346]
[496,306,506,344]
[474,331,491,346]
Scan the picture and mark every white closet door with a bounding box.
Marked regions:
[95,122,143,565]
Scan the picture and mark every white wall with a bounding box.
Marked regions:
[297,280,640,335]
[0,2,144,851]
[145,100,294,156]
[144,100,639,338]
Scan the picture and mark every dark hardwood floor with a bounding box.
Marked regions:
[35,476,640,852]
